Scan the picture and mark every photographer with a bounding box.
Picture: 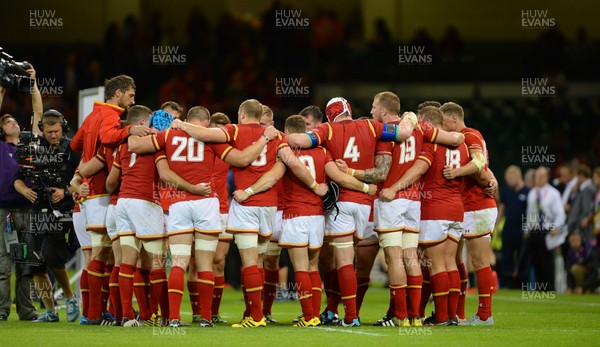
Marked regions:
[0,65,43,321]
[13,109,81,322]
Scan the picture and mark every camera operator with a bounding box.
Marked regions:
[13,109,81,322]
[0,67,43,321]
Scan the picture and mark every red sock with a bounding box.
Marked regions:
[262,269,278,315]
[140,269,157,316]
[109,266,122,321]
[476,266,493,320]
[356,277,370,316]
[447,270,460,319]
[407,274,422,319]
[212,276,225,315]
[309,271,322,318]
[295,271,314,320]
[198,271,215,321]
[326,270,340,314]
[386,291,394,316]
[390,284,408,320]
[80,269,89,318]
[133,268,151,320]
[419,266,431,318]
[323,269,335,302]
[87,259,106,320]
[150,269,169,318]
[168,266,185,321]
[187,279,200,315]
[430,271,449,323]
[457,262,467,319]
[337,264,357,322]
[243,265,263,321]
[102,264,113,313]
[119,263,136,320]
[241,268,249,318]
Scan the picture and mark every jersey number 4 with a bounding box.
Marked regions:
[171,136,204,162]
[343,137,360,162]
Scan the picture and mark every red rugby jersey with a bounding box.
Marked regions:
[152,129,217,205]
[419,141,470,221]
[311,119,391,205]
[95,145,119,205]
[113,143,161,204]
[214,123,288,207]
[212,156,230,214]
[460,127,497,212]
[282,147,332,219]
[382,119,438,201]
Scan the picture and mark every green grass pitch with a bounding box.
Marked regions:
[2,285,600,346]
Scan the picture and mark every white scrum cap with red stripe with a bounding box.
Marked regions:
[325,97,352,123]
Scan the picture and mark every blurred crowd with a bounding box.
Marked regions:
[495,162,600,293]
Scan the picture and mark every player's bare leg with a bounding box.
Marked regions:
[211,240,230,323]
[119,235,141,326]
[423,243,450,326]
[332,235,359,326]
[166,234,193,327]
[193,233,219,327]
[355,243,379,318]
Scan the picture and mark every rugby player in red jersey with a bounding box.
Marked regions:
[172,99,327,328]
[286,96,416,327]
[440,102,498,326]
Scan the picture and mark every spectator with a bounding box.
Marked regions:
[526,166,566,291]
[554,164,578,211]
[566,165,595,241]
[593,168,600,241]
[498,165,530,288]
[566,232,593,294]
[524,168,536,189]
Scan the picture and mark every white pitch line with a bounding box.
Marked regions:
[313,326,388,337]
[493,295,600,307]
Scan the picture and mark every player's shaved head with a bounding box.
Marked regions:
[440,102,464,120]
[417,100,441,111]
[240,99,263,120]
[419,106,443,126]
[285,115,307,134]
[210,112,231,126]
[126,105,151,125]
[374,91,400,115]
[187,106,211,123]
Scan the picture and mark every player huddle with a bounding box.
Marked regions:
[68,75,498,329]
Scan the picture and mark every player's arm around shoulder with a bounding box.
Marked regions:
[325,161,375,196]
[279,146,327,197]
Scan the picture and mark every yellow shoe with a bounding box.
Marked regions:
[412,317,423,327]
[232,317,267,328]
[294,317,320,327]
[401,318,411,327]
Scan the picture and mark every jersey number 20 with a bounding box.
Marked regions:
[171,136,204,162]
